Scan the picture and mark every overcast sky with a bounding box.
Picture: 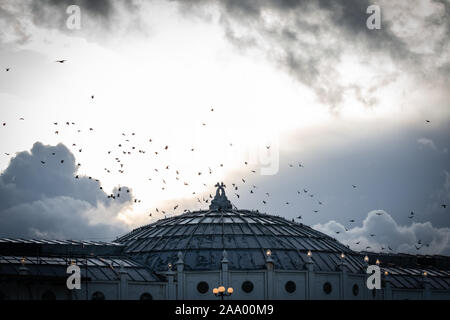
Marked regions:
[0,0,449,254]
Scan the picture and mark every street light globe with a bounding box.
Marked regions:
[364,255,369,262]
[423,271,428,277]
[218,286,225,293]
[307,250,312,257]
[227,287,234,294]
[213,288,219,294]
[266,249,272,257]
[384,271,388,276]
[340,253,345,259]
[376,259,380,265]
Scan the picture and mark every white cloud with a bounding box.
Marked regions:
[0,142,132,240]
[417,137,437,151]
[313,210,450,255]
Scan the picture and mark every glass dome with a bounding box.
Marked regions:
[116,183,365,273]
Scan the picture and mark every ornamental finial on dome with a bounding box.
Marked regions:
[210,182,232,211]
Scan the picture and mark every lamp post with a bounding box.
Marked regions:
[213,286,233,300]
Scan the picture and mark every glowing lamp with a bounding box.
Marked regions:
[218,286,225,293]
[213,288,219,294]
[307,250,312,257]
[227,287,234,294]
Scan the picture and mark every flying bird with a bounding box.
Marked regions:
[55,60,67,63]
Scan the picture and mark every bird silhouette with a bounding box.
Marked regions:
[55,60,67,63]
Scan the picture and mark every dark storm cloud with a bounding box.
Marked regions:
[175,0,448,108]
[0,0,140,46]
[2,1,448,106]
[29,0,114,30]
[0,142,132,240]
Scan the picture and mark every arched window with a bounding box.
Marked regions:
[352,284,359,296]
[42,290,56,300]
[92,291,105,300]
[323,282,332,295]
[197,281,209,294]
[242,281,254,293]
[140,292,153,300]
[285,281,296,293]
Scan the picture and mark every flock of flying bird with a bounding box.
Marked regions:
[1,61,449,253]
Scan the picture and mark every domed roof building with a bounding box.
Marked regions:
[1,183,449,300]
[117,184,364,274]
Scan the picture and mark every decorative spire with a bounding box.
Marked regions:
[210,182,232,211]
[176,251,184,265]
[221,250,229,263]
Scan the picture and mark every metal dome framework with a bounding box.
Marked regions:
[117,183,365,273]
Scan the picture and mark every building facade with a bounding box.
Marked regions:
[1,184,449,300]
